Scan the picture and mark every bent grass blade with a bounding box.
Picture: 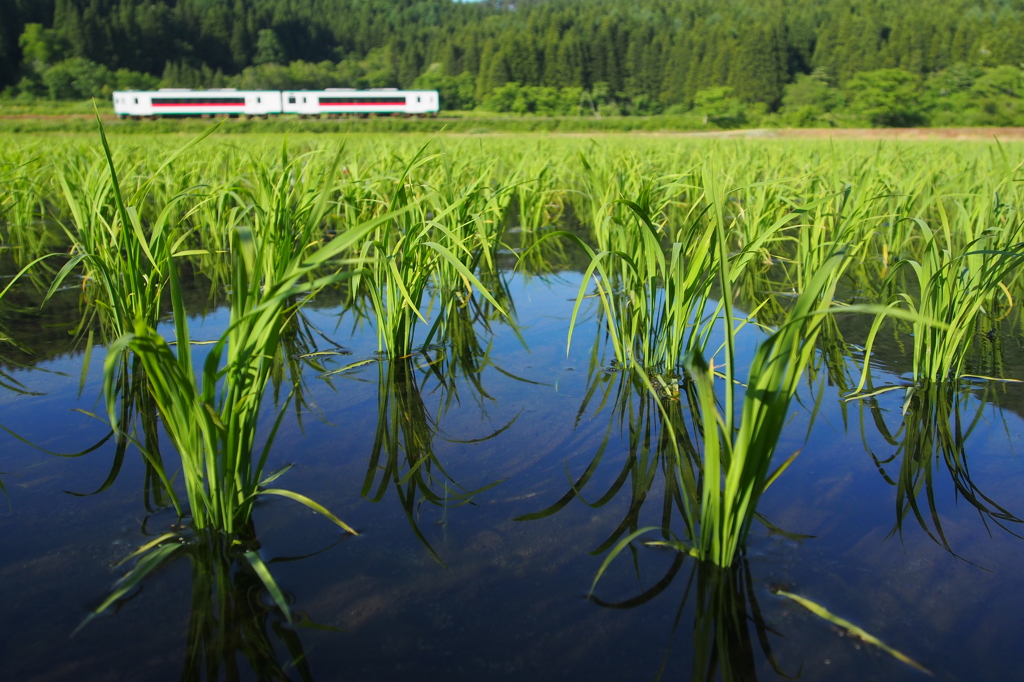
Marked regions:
[74,540,185,636]
[773,589,933,676]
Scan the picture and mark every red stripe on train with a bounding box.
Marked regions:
[317,102,407,106]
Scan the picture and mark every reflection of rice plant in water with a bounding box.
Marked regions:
[335,258,524,561]
[0,251,72,495]
[859,381,1024,555]
[353,285,527,564]
[589,526,930,679]
[358,353,507,564]
[179,528,326,682]
[83,521,336,679]
[590,551,795,682]
[514,360,704,557]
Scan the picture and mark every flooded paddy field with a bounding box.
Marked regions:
[1,133,1023,681]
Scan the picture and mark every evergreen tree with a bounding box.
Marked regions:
[253,28,284,65]
[731,20,787,108]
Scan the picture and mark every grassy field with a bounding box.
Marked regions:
[5,103,1024,138]
[0,112,711,135]
[0,101,713,133]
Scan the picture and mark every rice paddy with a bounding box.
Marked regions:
[1,128,1024,680]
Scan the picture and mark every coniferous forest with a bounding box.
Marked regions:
[5,0,1024,125]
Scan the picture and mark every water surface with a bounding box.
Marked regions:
[1,267,1023,681]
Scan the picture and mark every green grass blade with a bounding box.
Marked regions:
[588,526,662,597]
[244,550,293,623]
[774,589,933,676]
[259,488,358,535]
[74,542,183,636]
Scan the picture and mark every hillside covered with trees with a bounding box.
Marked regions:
[4,0,1024,126]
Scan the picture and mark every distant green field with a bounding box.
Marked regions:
[0,109,720,134]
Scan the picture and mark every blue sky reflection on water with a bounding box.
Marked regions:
[1,269,1023,681]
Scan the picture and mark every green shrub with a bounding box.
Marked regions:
[845,68,925,127]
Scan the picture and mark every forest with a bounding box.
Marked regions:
[4,0,1024,125]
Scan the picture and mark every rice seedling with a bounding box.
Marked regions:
[854,221,1024,390]
[580,164,860,573]
[20,122,224,509]
[46,118,217,345]
[571,150,687,254]
[522,196,713,372]
[350,146,508,358]
[83,236,381,629]
[0,156,63,269]
[678,169,856,567]
[81,143,413,629]
[100,173,388,533]
[421,155,518,347]
[537,159,810,378]
[509,159,566,234]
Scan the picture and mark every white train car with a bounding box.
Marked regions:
[112,88,439,118]
[282,89,439,116]
[112,89,282,118]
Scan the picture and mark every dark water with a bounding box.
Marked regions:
[2,269,1024,682]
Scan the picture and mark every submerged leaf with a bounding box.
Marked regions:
[773,589,932,676]
[245,550,293,624]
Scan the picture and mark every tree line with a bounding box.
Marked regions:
[3,0,1024,125]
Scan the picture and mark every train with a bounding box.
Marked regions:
[112,88,440,118]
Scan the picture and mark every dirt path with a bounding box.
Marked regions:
[740,127,1024,141]
[518,127,1024,140]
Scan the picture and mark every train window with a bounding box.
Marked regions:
[302,97,307,103]
[150,97,245,106]
[133,98,138,104]
[257,97,261,103]
[417,97,421,103]
[318,97,407,105]
[288,97,296,104]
